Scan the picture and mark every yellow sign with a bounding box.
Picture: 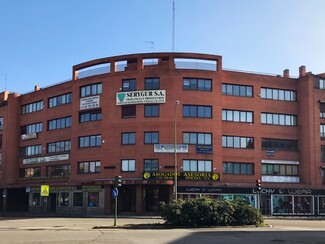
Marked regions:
[41,185,50,197]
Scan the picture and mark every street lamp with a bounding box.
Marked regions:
[174,100,180,200]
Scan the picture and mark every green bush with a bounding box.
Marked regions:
[233,199,263,225]
[160,196,263,227]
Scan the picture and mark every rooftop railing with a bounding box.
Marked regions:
[175,60,217,71]
[78,66,110,79]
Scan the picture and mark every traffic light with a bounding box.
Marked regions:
[256,179,261,192]
[115,175,122,188]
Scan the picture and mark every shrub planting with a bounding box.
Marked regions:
[160,197,263,227]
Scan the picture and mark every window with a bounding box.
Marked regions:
[48,116,72,130]
[80,83,102,97]
[78,161,101,173]
[261,138,298,151]
[60,192,69,207]
[0,117,3,130]
[48,93,72,108]
[222,84,253,97]
[319,79,325,90]
[122,159,135,171]
[79,135,102,148]
[144,104,159,117]
[183,132,212,145]
[321,145,325,162]
[73,192,83,207]
[182,160,212,172]
[222,136,254,149]
[261,113,297,126]
[322,169,325,185]
[222,109,253,123]
[144,159,159,171]
[21,122,42,134]
[144,132,159,144]
[122,79,136,91]
[262,164,298,176]
[223,162,254,175]
[19,167,41,178]
[183,105,212,118]
[79,109,102,122]
[20,145,42,156]
[88,192,99,207]
[47,140,71,153]
[145,78,160,90]
[46,164,70,177]
[32,193,41,206]
[122,132,136,145]
[320,103,325,118]
[260,87,296,101]
[122,105,136,118]
[321,124,325,139]
[21,101,43,114]
[183,78,212,91]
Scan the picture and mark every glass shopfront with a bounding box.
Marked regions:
[178,186,325,216]
[318,196,325,215]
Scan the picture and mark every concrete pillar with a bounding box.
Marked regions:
[135,185,143,214]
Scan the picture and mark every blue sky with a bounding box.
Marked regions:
[0,0,324,93]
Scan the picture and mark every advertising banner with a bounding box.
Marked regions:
[116,90,166,105]
[154,144,188,153]
[143,171,220,181]
[80,95,100,110]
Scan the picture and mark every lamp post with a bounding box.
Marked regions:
[174,100,180,200]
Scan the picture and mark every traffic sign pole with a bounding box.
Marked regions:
[114,195,117,226]
[112,187,119,227]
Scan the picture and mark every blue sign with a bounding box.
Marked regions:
[196,145,213,154]
[112,188,119,199]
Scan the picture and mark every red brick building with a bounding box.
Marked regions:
[0,52,324,216]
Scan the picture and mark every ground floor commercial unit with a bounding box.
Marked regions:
[1,183,325,217]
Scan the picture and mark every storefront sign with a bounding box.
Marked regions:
[23,154,69,165]
[82,185,102,192]
[116,90,166,105]
[266,150,275,156]
[177,186,325,195]
[154,144,188,153]
[196,145,213,154]
[21,133,37,141]
[143,172,220,181]
[80,95,100,110]
[31,186,77,192]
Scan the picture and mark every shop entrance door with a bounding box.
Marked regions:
[261,195,271,215]
[47,193,57,212]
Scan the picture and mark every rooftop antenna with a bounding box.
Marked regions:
[145,41,155,50]
[172,0,175,52]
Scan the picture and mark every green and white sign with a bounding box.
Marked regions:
[116,90,166,105]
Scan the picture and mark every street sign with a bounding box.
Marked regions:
[41,185,49,197]
[112,188,119,199]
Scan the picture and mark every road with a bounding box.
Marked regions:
[0,217,324,243]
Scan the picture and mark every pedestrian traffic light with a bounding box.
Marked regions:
[256,179,261,192]
[115,175,122,188]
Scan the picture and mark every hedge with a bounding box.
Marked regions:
[160,197,263,227]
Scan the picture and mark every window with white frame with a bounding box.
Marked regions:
[122,159,135,171]
[182,132,212,145]
[182,159,212,172]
